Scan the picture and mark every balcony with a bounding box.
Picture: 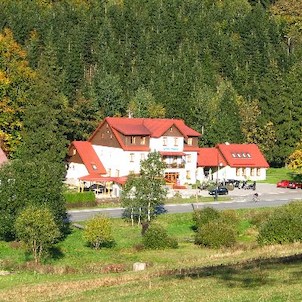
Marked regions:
[165,163,185,169]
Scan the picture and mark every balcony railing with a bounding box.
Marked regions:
[165,163,185,169]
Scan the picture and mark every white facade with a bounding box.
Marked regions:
[65,162,88,186]
[93,137,199,186]
[197,166,267,183]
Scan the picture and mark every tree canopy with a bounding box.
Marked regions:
[0,0,300,166]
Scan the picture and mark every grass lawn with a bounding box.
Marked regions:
[264,167,295,184]
[2,208,302,301]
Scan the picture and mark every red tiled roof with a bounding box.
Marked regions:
[96,117,200,138]
[198,144,269,168]
[197,148,227,167]
[71,141,107,174]
[217,143,269,168]
[79,174,127,185]
[0,148,8,166]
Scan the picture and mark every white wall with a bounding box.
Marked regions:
[65,163,88,186]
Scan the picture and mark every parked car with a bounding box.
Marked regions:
[276,180,290,188]
[208,187,228,196]
[83,183,105,194]
[287,182,302,189]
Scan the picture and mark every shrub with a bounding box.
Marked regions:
[15,205,60,263]
[258,202,302,245]
[192,207,220,230]
[220,210,239,231]
[247,210,271,228]
[195,221,237,248]
[142,224,178,250]
[83,216,114,249]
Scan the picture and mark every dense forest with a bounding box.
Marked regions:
[0,0,301,166]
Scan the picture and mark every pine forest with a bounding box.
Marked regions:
[0,0,301,167]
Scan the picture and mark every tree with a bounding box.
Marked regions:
[15,205,60,264]
[128,87,166,118]
[0,92,68,240]
[121,151,167,224]
[0,28,35,155]
[287,149,302,176]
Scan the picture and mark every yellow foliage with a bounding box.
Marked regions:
[287,149,302,172]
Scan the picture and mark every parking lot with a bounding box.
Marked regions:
[172,183,302,199]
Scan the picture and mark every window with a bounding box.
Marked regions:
[174,137,178,146]
[140,153,145,161]
[108,168,111,176]
[187,154,192,163]
[130,153,135,162]
[140,136,146,145]
[163,136,167,146]
[130,136,136,144]
[257,168,261,176]
[232,153,236,158]
[91,164,97,170]
[186,170,191,179]
[251,168,255,176]
[242,168,246,176]
[187,138,193,146]
[170,127,173,132]
[101,133,104,138]
[247,153,251,158]
[73,149,76,155]
[236,168,241,176]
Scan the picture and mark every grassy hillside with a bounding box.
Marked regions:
[1,209,302,301]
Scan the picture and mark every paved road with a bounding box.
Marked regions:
[67,184,302,222]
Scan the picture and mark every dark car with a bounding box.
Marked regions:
[208,187,228,196]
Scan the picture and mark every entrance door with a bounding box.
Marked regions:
[164,172,179,184]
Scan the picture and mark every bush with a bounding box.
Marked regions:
[246,209,271,228]
[258,202,302,245]
[83,216,114,249]
[220,210,239,231]
[195,221,237,248]
[193,207,220,230]
[142,224,178,250]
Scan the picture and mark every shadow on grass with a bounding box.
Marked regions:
[160,253,302,288]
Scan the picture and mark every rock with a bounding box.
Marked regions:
[133,262,146,271]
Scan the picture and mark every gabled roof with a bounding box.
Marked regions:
[197,143,269,168]
[90,117,201,140]
[0,147,8,166]
[70,141,106,175]
[217,143,269,168]
[197,148,227,167]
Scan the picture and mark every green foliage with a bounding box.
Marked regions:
[83,216,114,249]
[0,0,300,166]
[246,209,271,228]
[64,192,96,203]
[193,208,239,248]
[142,223,178,250]
[192,207,220,230]
[121,151,167,222]
[258,202,302,245]
[15,205,60,263]
[195,221,237,248]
